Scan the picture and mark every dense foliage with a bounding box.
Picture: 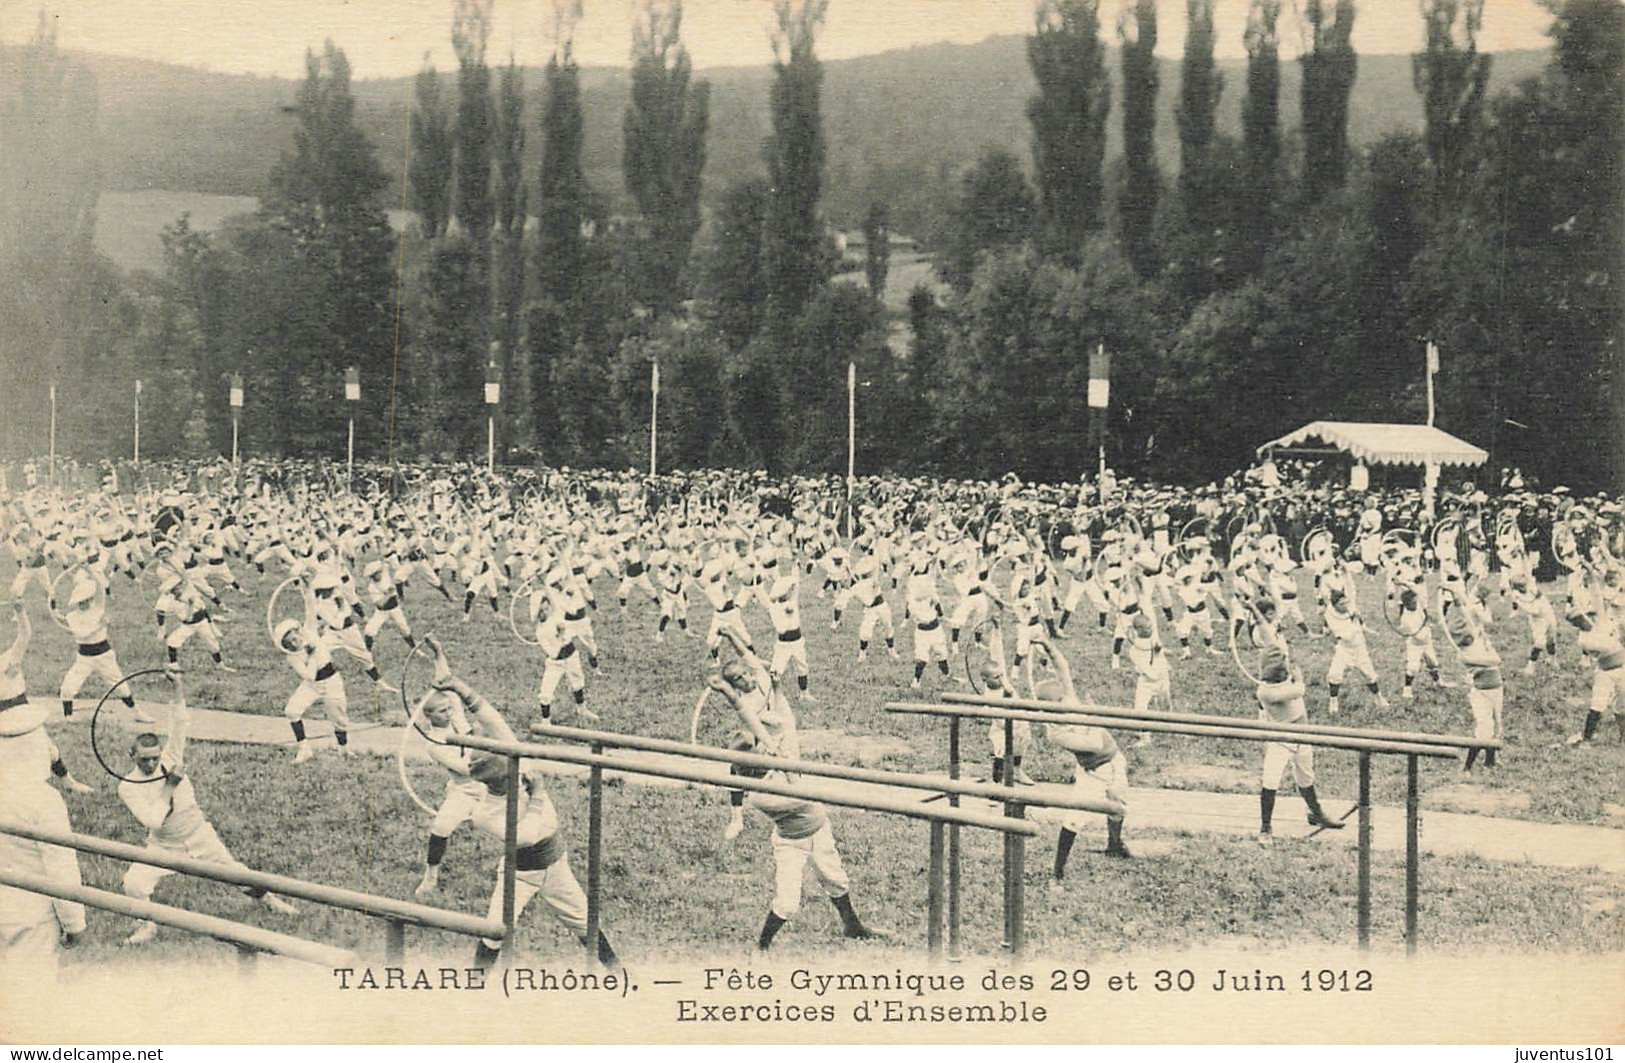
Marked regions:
[4,1,1620,493]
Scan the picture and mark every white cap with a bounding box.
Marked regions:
[274,619,302,647]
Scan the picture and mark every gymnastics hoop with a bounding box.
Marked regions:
[89,667,171,785]
[507,580,542,646]
[395,718,438,816]
[1381,584,1428,639]
[396,635,452,748]
[688,686,717,746]
[963,617,1000,694]
[47,566,83,632]
[265,576,303,645]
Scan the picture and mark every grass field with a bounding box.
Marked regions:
[18,553,1625,965]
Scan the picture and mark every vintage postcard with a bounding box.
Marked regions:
[0,0,1620,1047]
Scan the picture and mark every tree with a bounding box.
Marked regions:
[779,282,888,473]
[451,0,495,239]
[1413,0,1492,204]
[1238,0,1282,273]
[940,147,1037,292]
[623,0,711,317]
[493,56,528,453]
[698,178,771,349]
[409,59,453,238]
[0,13,100,458]
[535,38,587,310]
[261,40,396,457]
[862,201,891,297]
[762,0,831,325]
[1025,0,1112,263]
[1456,0,1624,491]
[1117,0,1160,277]
[1176,0,1223,216]
[1300,0,1358,203]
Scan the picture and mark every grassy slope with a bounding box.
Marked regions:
[23,551,1625,963]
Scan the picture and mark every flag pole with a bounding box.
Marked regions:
[48,383,57,487]
[133,381,142,466]
[484,361,500,476]
[846,361,856,540]
[649,359,659,478]
[1426,340,1437,428]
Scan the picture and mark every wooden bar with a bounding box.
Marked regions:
[1358,752,1372,952]
[0,868,355,968]
[889,703,1461,759]
[385,919,406,965]
[1406,753,1420,956]
[940,692,1500,750]
[1002,717,1015,950]
[927,822,945,956]
[449,736,1043,835]
[587,745,604,967]
[1010,803,1026,959]
[529,723,1122,813]
[0,821,505,941]
[948,717,962,960]
[502,755,519,955]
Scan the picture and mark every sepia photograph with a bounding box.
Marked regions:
[0,0,1620,1048]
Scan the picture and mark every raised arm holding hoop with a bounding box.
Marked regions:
[118,666,299,946]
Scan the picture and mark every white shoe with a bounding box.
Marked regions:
[219,663,239,674]
[414,870,440,898]
[1402,689,1414,700]
[1522,663,1536,676]
[64,778,94,795]
[723,814,744,842]
[131,708,156,725]
[801,692,818,703]
[337,745,355,758]
[376,681,400,694]
[1111,657,1121,671]
[1566,732,1589,747]
[888,650,900,660]
[124,921,158,946]
[1376,696,1391,709]
[1257,832,1274,848]
[857,652,867,663]
[910,678,921,690]
[293,744,314,764]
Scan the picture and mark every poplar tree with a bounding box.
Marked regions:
[451,0,495,239]
[1026,0,1111,263]
[1238,0,1281,272]
[1300,0,1358,203]
[1413,0,1491,203]
[409,59,453,238]
[623,0,711,317]
[1117,0,1160,277]
[762,0,831,326]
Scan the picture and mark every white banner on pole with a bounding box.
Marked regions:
[1087,345,1110,409]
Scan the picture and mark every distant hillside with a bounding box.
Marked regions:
[6,37,1549,253]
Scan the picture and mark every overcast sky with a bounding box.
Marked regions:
[0,0,1555,79]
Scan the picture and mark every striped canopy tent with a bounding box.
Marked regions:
[1257,421,1487,468]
